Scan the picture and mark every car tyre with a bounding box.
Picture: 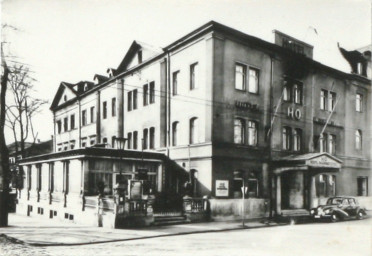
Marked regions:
[357,211,364,220]
[331,213,339,222]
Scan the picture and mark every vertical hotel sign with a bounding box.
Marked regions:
[215,180,229,197]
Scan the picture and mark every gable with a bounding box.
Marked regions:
[306,154,342,168]
[50,83,78,111]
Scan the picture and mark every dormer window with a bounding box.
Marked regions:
[84,83,89,91]
[138,50,143,64]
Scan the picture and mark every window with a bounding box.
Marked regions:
[149,82,155,103]
[282,127,291,150]
[112,98,116,116]
[90,106,95,123]
[293,128,302,151]
[356,130,362,150]
[283,83,291,101]
[127,91,132,111]
[320,89,327,110]
[57,120,62,134]
[102,101,107,119]
[247,173,259,197]
[133,89,138,109]
[235,64,246,90]
[248,68,259,93]
[143,84,148,106]
[329,92,336,111]
[357,177,368,196]
[127,132,132,149]
[316,174,336,197]
[82,110,87,126]
[143,129,148,150]
[190,63,198,90]
[172,71,179,96]
[319,134,327,153]
[138,50,142,64]
[90,137,96,146]
[293,84,302,104]
[149,127,155,149]
[70,140,75,149]
[189,117,198,144]
[111,136,116,148]
[248,121,258,146]
[356,93,363,112]
[133,131,138,149]
[81,138,87,148]
[63,117,68,132]
[234,118,245,144]
[328,175,336,197]
[70,114,75,130]
[328,134,336,155]
[172,121,179,146]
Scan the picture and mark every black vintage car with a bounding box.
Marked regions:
[310,196,367,222]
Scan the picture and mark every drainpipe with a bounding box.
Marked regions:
[53,112,56,152]
[166,52,171,157]
[268,55,274,218]
[78,97,82,148]
[96,91,101,143]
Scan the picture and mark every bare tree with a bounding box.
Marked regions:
[5,64,47,157]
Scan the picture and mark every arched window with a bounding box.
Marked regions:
[189,117,198,144]
[356,130,362,150]
[172,121,179,146]
[248,121,258,146]
[293,128,302,151]
[282,127,291,150]
[234,118,245,144]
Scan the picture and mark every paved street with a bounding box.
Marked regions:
[1,215,371,256]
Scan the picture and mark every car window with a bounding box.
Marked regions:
[348,199,356,206]
[342,199,349,206]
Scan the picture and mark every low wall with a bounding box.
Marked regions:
[209,198,270,221]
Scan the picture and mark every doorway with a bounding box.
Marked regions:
[281,171,305,209]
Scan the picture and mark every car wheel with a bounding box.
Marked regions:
[331,213,339,222]
[357,211,364,220]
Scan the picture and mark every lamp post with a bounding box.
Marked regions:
[114,137,127,183]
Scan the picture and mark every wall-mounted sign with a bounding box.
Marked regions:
[287,107,301,120]
[215,180,229,197]
[235,101,259,111]
[306,155,341,168]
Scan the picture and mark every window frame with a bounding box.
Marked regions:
[356,93,363,112]
[172,121,179,146]
[102,101,107,119]
[234,118,245,144]
[190,62,198,90]
[320,89,328,110]
[172,71,179,96]
[189,117,199,144]
[127,91,132,111]
[293,128,302,151]
[282,126,291,150]
[235,63,246,91]
[355,129,362,150]
[149,127,155,149]
[133,89,138,110]
[149,82,155,104]
[247,120,258,146]
[143,84,149,106]
[248,67,259,94]
[90,106,95,123]
[111,97,116,117]
[82,110,87,126]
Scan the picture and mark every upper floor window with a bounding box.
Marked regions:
[293,128,302,151]
[102,101,107,119]
[133,89,138,109]
[57,120,62,134]
[235,64,246,91]
[247,121,258,146]
[190,63,198,90]
[127,133,132,149]
[329,92,336,111]
[234,118,245,144]
[319,134,327,153]
[112,98,116,117]
[328,134,336,155]
[283,82,291,101]
[172,71,179,96]
[320,89,336,111]
[320,89,328,110]
[355,129,362,150]
[143,84,149,106]
[248,68,259,94]
[63,117,68,132]
[143,128,148,150]
[149,127,155,149]
[356,93,363,112]
[133,131,138,150]
[70,114,75,130]
[189,117,199,144]
[90,106,95,123]
[293,84,302,104]
[150,82,155,103]
[282,126,291,150]
[128,91,132,111]
[172,121,179,146]
[82,110,87,126]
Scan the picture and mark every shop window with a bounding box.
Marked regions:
[149,82,155,104]
[70,114,75,129]
[282,126,291,150]
[293,128,302,151]
[90,106,95,123]
[127,91,132,111]
[172,121,179,146]
[172,71,179,96]
[233,179,243,198]
[357,177,368,196]
[143,84,148,106]
[356,93,363,112]
[248,121,258,146]
[190,63,198,90]
[248,68,259,94]
[247,172,259,198]
[234,118,245,144]
[111,98,116,117]
[89,172,113,195]
[149,127,155,149]
[355,129,362,150]
[235,63,246,91]
[189,117,199,144]
[82,110,87,126]
[102,101,107,119]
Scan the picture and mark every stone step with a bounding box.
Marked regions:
[153,215,189,226]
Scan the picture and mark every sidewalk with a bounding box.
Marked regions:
[0,213,286,246]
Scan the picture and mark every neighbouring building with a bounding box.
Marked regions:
[16,21,371,227]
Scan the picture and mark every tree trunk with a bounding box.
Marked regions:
[0,63,10,227]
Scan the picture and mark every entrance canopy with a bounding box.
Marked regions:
[272,152,342,174]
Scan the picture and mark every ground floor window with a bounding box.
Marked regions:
[316,174,336,197]
[89,172,113,195]
[357,177,368,196]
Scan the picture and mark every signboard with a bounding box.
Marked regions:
[129,180,142,200]
[235,101,258,111]
[306,155,341,168]
[215,180,229,197]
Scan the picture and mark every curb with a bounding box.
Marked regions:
[1,222,288,247]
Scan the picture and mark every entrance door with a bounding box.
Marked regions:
[281,171,305,209]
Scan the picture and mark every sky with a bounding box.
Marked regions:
[1,0,371,143]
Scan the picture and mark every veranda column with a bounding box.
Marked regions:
[276,174,281,215]
[309,175,316,208]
